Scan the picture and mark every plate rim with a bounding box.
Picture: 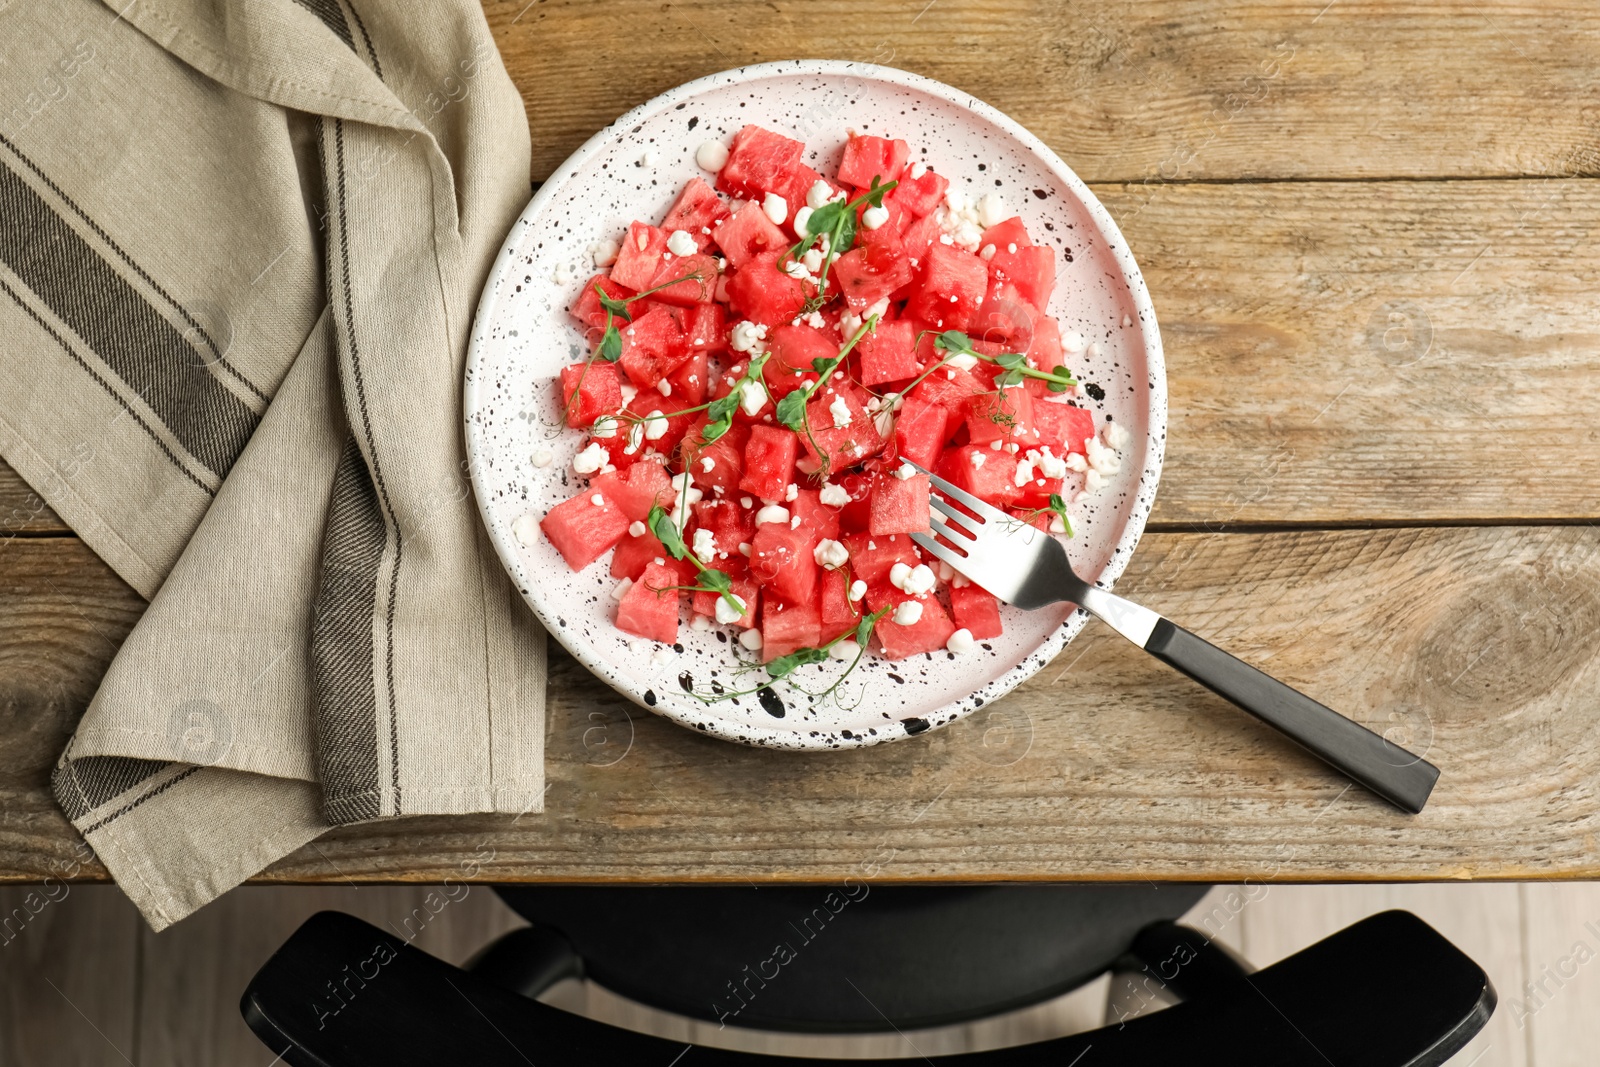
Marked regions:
[464,58,1167,750]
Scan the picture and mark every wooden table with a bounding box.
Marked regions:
[4,0,1598,887]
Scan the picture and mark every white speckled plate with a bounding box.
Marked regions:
[465,60,1165,750]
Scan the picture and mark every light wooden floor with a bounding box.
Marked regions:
[0,881,1592,1064]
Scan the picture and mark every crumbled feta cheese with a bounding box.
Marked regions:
[862,204,890,230]
[805,180,834,210]
[936,560,955,582]
[1007,242,1018,254]
[552,264,574,285]
[1122,314,1133,328]
[635,229,650,252]
[738,378,769,417]
[946,627,976,654]
[754,504,790,526]
[1065,452,1088,473]
[628,520,647,538]
[848,579,868,602]
[610,577,633,602]
[976,193,1006,228]
[692,527,718,563]
[1032,446,1068,480]
[590,493,605,506]
[624,422,644,454]
[715,594,748,625]
[1049,514,1068,534]
[695,139,730,171]
[819,482,850,508]
[1086,341,1103,360]
[789,514,802,529]
[893,601,924,626]
[701,456,716,474]
[829,395,852,429]
[666,229,697,257]
[1085,468,1109,492]
[784,482,798,502]
[641,410,668,441]
[970,450,987,468]
[792,204,814,238]
[1061,331,1088,355]
[814,538,849,569]
[944,351,978,371]
[738,541,752,556]
[618,382,638,406]
[980,243,997,261]
[590,415,618,439]
[530,447,553,468]
[784,259,813,281]
[511,513,540,547]
[740,628,764,651]
[1014,459,1034,487]
[910,160,928,179]
[801,246,824,273]
[730,319,768,354]
[762,192,788,226]
[690,613,713,632]
[589,238,620,267]
[894,461,916,480]
[572,441,607,474]
[1085,435,1122,476]
[890,563,936,596]
[830,640,860,661]
[1104,421,1130,449]
[638,149,658,167]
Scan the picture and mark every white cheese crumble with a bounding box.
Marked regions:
[656,378,672,397]
[690,614,713,632]
[511,513,540,547]
[530,447,553,468]
[740,496,754,508]
[666,229,697,257]
[739,628,764,651]
[1013,459,1034,488]
[1032,446,1068,480]
[813,538,849,569]
[862,204,890,230]
[801,246,824,273]
[890,562,936,596]
[848,579,867,602]
[642,410,668,440]
[589,238,619,267]
[784,482,798,502]
[738,378,769,417]
[829,395,852,429]
[715,594,748,625]
[628,520,647,537]
[762,192,789,226]
[979,243,997,261]
[894,461,917,480]
[943,351,978,371]
[638,149,659,167]
[591,415,618,439]
[1122,314,1133,328]
[700,456,715,474]
[946,627,976,654]
[754,504,790,526]
[619,382,638,406]
[829,639,860,661]
[1061,331,1088,356]
[730,319,768,354]
[792,204,814,238]
[552,264,574,285]
[572,441,607,474]
[590,493,605,506]
[610,577,633,602]
[910,160,928,179]
[695,140,730,171]
[976,193,1007,228]
[692,527,718,563]
[893,600,924,626]
[1104,421,1130,449]
[819,482,850,507]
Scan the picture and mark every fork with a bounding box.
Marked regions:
[905,462,1440,814]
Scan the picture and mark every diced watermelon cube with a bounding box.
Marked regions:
[866,585,956,660]
[989,242,1055,312]
[892,393,951,469]
[617,304,690,388]
[833,471,874,532]
[898,211,945,266]
[739,425,799,502]
[681,303,727,353]
[668,350,710,406]
[789,488,841,543]
[541,482,633,571]
[683,421,748,494]
[767,323,838,377]
[799,380,886,473]
[749,522,819,605]
[886,163,948,219]
[841,532,921,584]
[937,444,1021,508]
[769,163,839,237]
[761,597,821,662]
[692,571,759,628]
[965,384,1034,446]
[725,252,809,326]
[714,200,790,269]
[716,125,806,201]
[615,459,673,520]
[855,320,919,387]
[972,278,1037,348]
[662,178,730,252]
[914,363,989,410]
[906,244,989,331]
[832,244,916,312]
[611,529,676,581]
[978,216,1031,254]
[838,134,910,190]
[1022,317,1065,400]
[615,560,682,643]
[559,361,621,428]
[817,567,860,634]
[610,221,669,291]
[868,471,931,536]
[950,583,1004,640]
[692,498,756,556]
[1032,400,1096,456]
[649,252,718,305]
[570,274,634,331]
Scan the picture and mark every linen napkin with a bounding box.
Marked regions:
[0,0,545,929]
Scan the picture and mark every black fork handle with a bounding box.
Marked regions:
[1144,619,1439,814]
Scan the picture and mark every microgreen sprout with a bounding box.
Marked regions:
[646,504,746,617]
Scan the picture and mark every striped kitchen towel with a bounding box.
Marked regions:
[0,0,545,929]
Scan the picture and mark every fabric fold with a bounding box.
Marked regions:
[1,0,544,930]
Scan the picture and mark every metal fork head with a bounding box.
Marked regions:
[905,462,1084,611]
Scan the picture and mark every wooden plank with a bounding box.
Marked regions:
[0,885,141,1067]
[3,177,1596,534]
[1234,884,1526,1067]
[0,464,64,535]
[4,523,1598,885]
[1517,884,1600,1067]
[486,0,1600,185]
[136,885,523,1065]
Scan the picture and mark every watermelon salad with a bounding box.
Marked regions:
[529,125,1130,682]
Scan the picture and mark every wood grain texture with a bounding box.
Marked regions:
[486,0,1600,185]
[0,465,63,535]
[4,523,1597,884]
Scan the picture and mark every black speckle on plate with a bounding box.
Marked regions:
[758,686,786,718]
[901,717,931,735]
[643,689,657,706]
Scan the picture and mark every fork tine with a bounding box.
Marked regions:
[928,495,983,536]
[910,531,966,571]
[905,460,1012,526]
[927,514,974,547]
